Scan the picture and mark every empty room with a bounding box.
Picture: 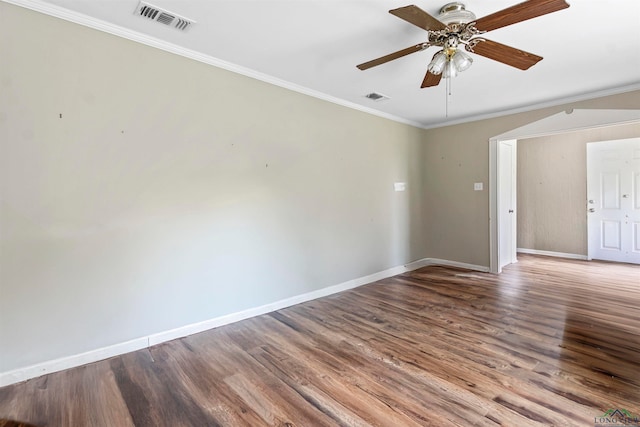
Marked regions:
[1,0,639,425]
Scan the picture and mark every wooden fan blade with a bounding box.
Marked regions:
[389,5,447,31]
[357,44,426,70]
[474,0,569,32]
[468,38,543,70]
[421,70,442,88]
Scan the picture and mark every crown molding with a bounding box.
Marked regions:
[2,0,426,129]
[3,0,640,131]
[420,82,640,130]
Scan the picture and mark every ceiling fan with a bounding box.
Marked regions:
[357,0,570,88]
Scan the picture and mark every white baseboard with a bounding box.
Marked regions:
[148,257,433,346]
[1,256,440,387]
[517,248,588,260]
[0,256,488,387]
[424,258,490,273]
[0,337,149,388]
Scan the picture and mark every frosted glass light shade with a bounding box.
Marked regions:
[451,50,473,72]
[427,51,447,75]
[443,60,457,78]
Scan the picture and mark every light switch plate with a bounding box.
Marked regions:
[474,182,483,191]
[394,182,406,192]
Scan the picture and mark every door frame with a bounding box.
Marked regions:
[489,109,640,274]
[497,139,518,270]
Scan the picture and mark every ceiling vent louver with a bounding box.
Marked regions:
[134,2,195,32]
[365,92,390,102]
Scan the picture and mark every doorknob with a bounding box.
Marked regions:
[508,209,514,213]
[588,208,595,213]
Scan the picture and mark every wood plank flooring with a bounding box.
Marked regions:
[1,254,639,426]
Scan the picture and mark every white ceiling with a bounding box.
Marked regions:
[12,0,640,128]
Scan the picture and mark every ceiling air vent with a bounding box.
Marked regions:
[134,1,195,32]
[365,92,390,102]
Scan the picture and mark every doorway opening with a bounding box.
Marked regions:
[489,109,640,273]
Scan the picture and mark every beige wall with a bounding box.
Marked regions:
[0,3,427,373]
[421,91,640,267]
[517,123,640,255]
[2,1,640,377]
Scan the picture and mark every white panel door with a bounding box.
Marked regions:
[587,138,640,264]
[499,139,517,269]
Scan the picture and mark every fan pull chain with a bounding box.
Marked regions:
[445,76,452,117]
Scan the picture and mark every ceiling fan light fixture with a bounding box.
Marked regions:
[358,0,571,89]
[451,50,473,72]
[443,60,458,78]
[428,50,447,74]
[428,46,472,78]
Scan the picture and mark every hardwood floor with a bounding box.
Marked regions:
[1,254,639,426]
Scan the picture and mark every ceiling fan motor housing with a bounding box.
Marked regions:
[437,2,476,25]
